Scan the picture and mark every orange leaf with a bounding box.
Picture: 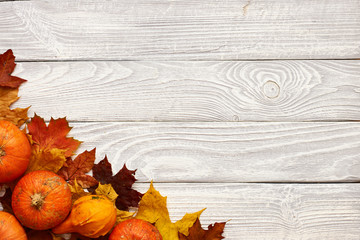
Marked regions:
[58,149,98,188]
[0,49,26,88]
[178,218,226,240]
[0,84,29,127]
[26,114,81,173]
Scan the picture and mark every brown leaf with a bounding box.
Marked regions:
[27,230,54,240]
[26,114,81,173]
[0,187,13,213]
[58,149,98,188]
[92,156,143,210]
[68,180,91,203]
[178,218,226,240]
[0,87,29,127]
[0,49,26,88]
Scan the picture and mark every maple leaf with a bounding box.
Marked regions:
[58,148,98,188]
[68,179,91,203]
[0,87,29,126]
[92,156,143,210]
[26,114,81,173]
[0,49,26,88]
[136,182,205,240]
[95,183,135,223]
[178,218,226,240]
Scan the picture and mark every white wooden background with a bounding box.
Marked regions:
[1,0,360,239]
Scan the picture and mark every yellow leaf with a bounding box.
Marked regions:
[136,182,205,240]
[175,209,206,236]
[116,209,135,223]
[26,147,67,173]
[0,87,29,127]
[95,183,118,202]
[68,179,90,203]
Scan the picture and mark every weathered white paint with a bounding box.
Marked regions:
[1,183,360,239]
[12,60,360,121]
[0,0,359,60]
[65,122,360,182]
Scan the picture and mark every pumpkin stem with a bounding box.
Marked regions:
[31,193,45,210]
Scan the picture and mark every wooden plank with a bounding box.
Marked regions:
[0,0,359,60]
[132,183,360,239]
[68,122,360,182]
[1,183,359,239]
[12,60,360,122]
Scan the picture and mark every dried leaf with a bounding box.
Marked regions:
[116,209,135,223]
[0,87,29,127]
[26,115,81,173]
[69,179,90,203]
[95,183,134,223]
[0,187,12,213]
[0,49,26,88]
[92,156,143,210]
[27,230,55,240]
[58,149,98,188]
[95,183,118,202]
[178,218,226,240]
[136,182,204,240]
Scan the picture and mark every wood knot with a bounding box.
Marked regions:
[263,80,280,99]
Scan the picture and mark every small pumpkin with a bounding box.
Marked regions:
[0,211,27,240]
[0,120,31,183]
[52,195,117,238]
[109,219,163,240]
[12,170,72,230]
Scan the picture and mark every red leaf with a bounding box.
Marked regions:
[58,149,98,188]
[178,218,226,240]
[0,49,26,88]
[28,114,81,158]
[92,156,143,210]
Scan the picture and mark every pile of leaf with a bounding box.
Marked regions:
[0,49,226,240]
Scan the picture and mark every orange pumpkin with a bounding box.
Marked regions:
[12,170,72,230]
[109,219,163,240]
[52,195,117,238]
[0,211,27,240]
[0,120,31,183]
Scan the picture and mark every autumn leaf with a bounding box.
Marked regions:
[68,179,90,203]
[0,87,29,127]
[178,218,226,240]
[136,182,205,240]
[0,186,12,213]
[92,156,143,210]
[95,183,135,223]
[95,183,118,201]
[0,49,26,88]
[27,230,62,240]
[26,114,81,173]
[58,148,98,188]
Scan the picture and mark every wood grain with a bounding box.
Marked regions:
[0,0,359,60]
[1,183,359,239]
[66,122,360,182]
[132,183,360,240]
[12,60,360,121]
